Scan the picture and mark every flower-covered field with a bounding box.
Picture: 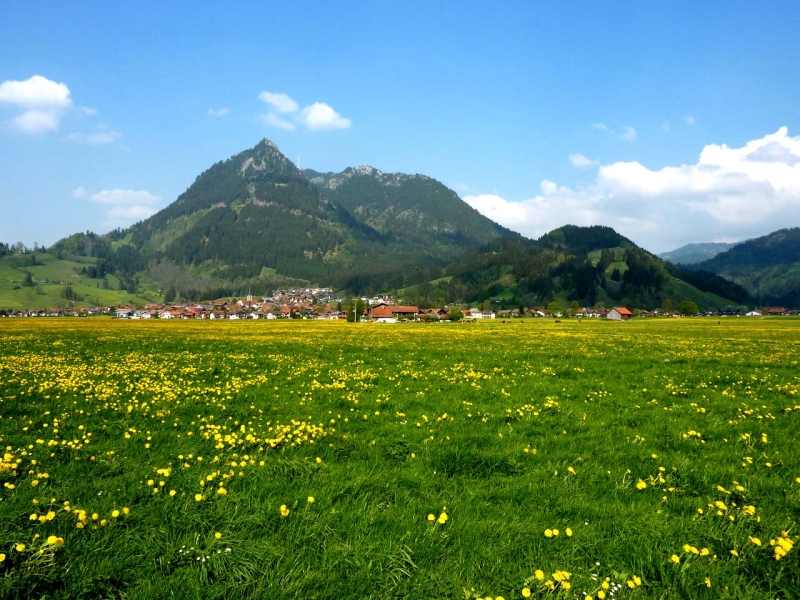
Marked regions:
[0,318,798,599]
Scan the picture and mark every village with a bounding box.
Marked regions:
[0,285,793,320]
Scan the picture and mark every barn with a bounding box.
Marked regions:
[607,307,633,321]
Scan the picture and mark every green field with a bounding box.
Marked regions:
[0,318,798,599]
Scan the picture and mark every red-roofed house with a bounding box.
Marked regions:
[607,306,633,321]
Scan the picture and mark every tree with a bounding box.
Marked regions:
[448,308,464,322]
[164,286,176,304]
[570,300,580,316]
[678,300,699,315]
[610,268,621,282]
[547,301,563,317]
[22,271,34,287]
[661,298,674,314]
[348,299,366,322]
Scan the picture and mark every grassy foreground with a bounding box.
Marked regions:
[0,318,798,599]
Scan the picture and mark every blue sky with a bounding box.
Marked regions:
[2,1,799,252]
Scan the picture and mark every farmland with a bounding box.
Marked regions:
[0,318,798,599]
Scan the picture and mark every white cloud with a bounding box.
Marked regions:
[662,121,671,133]
[79,106,97,116]
[257,91,351,132]
[619,126,638,142]
[569,153,598,168]
[258,92,299,114]
[208,107,229,117]
[260,112,295,131]
[298,102,351,130]
[593,122,637,142]
[89,189,161,205]
[0,75,73,133]
[71,186,87,198]
[105,205,158,221]
[684,116,696,126]
[11,109,63,134]
[463,127,800,253]
[87,188,162,228]
[67,129,122,145]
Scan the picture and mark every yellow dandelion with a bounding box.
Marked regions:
[111,509,120,518]
[437,512,448,524]
[671,554,680,564]
[521,588,531,598]
[15,543,25,552]
[565,527,573,537]
[195,494,204,501]
[427,513,435,521]
[704,577,711,588]
[749,536,762,546]
[307,496,315,503]
[0,554,4,563]
[544,529,553,538]
[534,569,544,580]
[636,479,647,490]
[215,532,222,539]
[280,505,290,517]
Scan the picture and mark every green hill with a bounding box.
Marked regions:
[691,227,800,307]
[399,225,753,311]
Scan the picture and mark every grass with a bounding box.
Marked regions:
[0,318,798,599]
[0,253,154,309]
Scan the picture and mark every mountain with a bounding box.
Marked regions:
[690,227,800,306]
[48,139,513,299]
[658,242,740,265]
[401,225,753,311]
[306,165,513,249]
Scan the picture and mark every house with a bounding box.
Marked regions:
[115,307,134,318]
[368,304,420,320]
[761,307,789,316]
[607,307,633,321]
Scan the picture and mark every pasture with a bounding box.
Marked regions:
[0,318,798,599]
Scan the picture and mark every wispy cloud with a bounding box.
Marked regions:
[619,126,638,142]
[258,91,351,132]
[208,107,229,117]
[592,122,637,142]
[86,188,162,227]
[662,121,671,133]
[0,75,72,133]
[569,153,598,168]
[684,115,696,126]
[67,128,122,145]
[464,127,800,253]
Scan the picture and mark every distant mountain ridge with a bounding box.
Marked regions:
[689,228,800,306]
[659,242,740,265]
[26,138,780,308]
[49,138,513,298]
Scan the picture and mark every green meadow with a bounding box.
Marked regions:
[0,318,798,599]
